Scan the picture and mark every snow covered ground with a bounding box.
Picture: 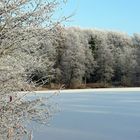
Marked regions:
[34,87,140,94]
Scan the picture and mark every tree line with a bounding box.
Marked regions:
[24,27,140,88]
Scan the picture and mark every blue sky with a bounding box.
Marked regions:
[62,0,140,34]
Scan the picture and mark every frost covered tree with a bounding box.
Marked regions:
[61,28,85,87]
[78,29,96,84]
[113,46,137,86]
[107,31,137,86]
[132,33,140,85]
[0,0,68,139]
[52,26,66,85]
[95,37,114,83]
[59,27,95,88]
[106,31,131,49]
[87,30,114,84]
[22,28,57,86]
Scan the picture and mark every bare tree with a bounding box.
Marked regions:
[0,0,68,139]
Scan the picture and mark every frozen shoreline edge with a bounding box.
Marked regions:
[32,87,140,94]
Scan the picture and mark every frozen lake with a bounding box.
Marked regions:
[32,91,140,140]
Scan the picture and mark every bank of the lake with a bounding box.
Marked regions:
[34,87,140,94]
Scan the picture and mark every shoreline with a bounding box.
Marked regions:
[33,87,140,94]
